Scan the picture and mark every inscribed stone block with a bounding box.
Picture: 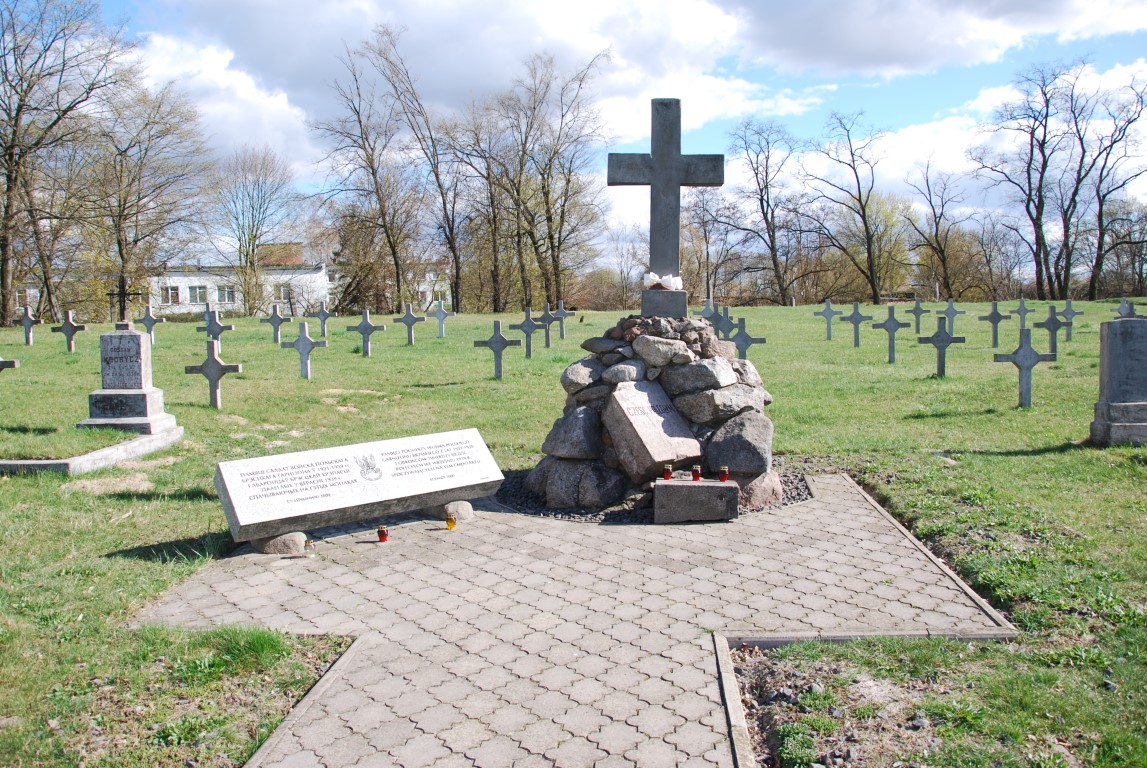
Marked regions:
[601,380,702,483]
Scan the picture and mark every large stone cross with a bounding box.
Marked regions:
[197,309,234,346]
[995,328,1056,408]
[185,340,242,409]
[427,300,454,338]
[474,321,521,380]
[1011,298,1034,329]
[394,303,425,345]
[1115,297,1137,318]
[906,299,930,334]
[814,299,843,340]
[938,298,966,335]
[552,300,575,340]
[346,310,386,357]
[730,318,765,360]
[608,98,724,280]
[978,301,1011,348]
[51,310,87,353]
[538,303,557,348]
[510,308,542,359]
[872,305,910,363]
[282,322,327,380]
[1060,299,1083,341]
[712,307,736,339]
[1034,305,1067,356]
[134,304,166,344]
[307,301,332,337]
[260,304,293,344]
[19,306,40,346]
[842,303,874,348]
[918,316,965,378]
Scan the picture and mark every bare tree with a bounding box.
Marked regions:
[905,160,972,300]
[0,0,126,323]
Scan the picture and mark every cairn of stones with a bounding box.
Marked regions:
[527,314,778,511]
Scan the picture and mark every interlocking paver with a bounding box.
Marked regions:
[132,474,1012,767]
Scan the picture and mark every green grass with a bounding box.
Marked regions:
[1,299,1145,766]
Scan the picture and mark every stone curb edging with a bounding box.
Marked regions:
[243,632,375,768]
[0,426,184,476]
[713,633,754,768]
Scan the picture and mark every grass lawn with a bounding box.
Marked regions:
[0,300,1144,767]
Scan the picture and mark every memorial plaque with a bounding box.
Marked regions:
[215,428,505,541]
[100,332,149,390]
[602,380,702,483]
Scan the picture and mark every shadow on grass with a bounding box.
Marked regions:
[905,408,1001,420]
[106,531,234,563]
[407,381,466,388]
[0,424,59,435]
[104,488,217,503]
[962,441,1089,457]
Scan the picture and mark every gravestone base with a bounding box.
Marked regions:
[641,289,688,318]
[78,389,178,435]
[1090,402,1147,447]
[654,479,739,523]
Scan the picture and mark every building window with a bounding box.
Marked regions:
[273,283,291,302]
[160,286,179,304]
[15,287,29,307]
[217,286,236,304]
[189,285,208,304]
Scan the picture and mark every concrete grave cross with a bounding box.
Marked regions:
[19,306,41,345]
[814,299,843,340]
[918,316,966,378]
[509,307,542,358]
[692,298,715,320]
[197,309,235,347]
[552,300,575,340]
[995,328,1056,408]
[185,339,242,409]
[1060,299,1083,341]
[731,318,766,360]
[133,304,166,344]
[1115,297,1137,318]
[712,306,736,339]
[978,301,1012,348]
[538,303,556,348]
[1011,297,1035,329]
[474,320,521,380]
[1034,305,1068,356]
[346,310,386,357]
[841,302,874,348]
[427,300,454,338]
[872,305,911,363]
[50,310,87,353]
[260,304,293,343]
[907,299,931,334]
[607,98,724,280]
[282,322,327,380]
[0,357,18,373]
[307,301,332,337]
[394,303,425,345]
[939,298,966,335]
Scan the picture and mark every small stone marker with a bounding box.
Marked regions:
[215,427,505,542]
[693,298,716,319]
[712,307,736,339]
[78,322,178,434]
[538,303,556,348]
[552,300,575,340]
[730,318,765,360]
[1090,317,1147,446]
[872,305,910,363]
[815,299,843,340]
[907,299,930,334]
[841,303,874,348]
[19,306,41,345]
[427,300,454,338]
[918,316,965,378]
[978,301,1012,348]
[197,309,235,347]
[282,322,327,380]
[260,304,293,343]
[346,310,386,357]
[994,328,1056,408]
[1034,305,1067,357]
[1114,298,1137,318]
[939,298,966,335]
[602,379,703,483]
[474,321,521,379]
[133,304,166,344]
[0,357,18,373]
[185,340,242,409]
[307,301,333,337]
[50,310,87,352]
[1011,297,1034,329]
[654,478,739,524]
[394,303,425,345]
[1060,299,1083,341]
[510,307,543,358]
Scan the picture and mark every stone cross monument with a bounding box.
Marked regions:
[608,98,724,318]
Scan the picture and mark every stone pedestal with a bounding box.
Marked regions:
[1090,318,1147,446]
[641,289,688,318]
[78,323,178,435]
[654,479,739,523]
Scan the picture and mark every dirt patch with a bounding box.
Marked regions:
[118,456,182,470]
[336,405,359,413]
[320,389,386,396]
[216,414,248,425]
[256,424,285,431]
[62,473,154,495]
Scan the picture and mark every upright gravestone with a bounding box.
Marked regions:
[1060,299,1083,342]
[307,301,332,337]
[602,379,703,483]
[552,301,575,340]
[346,310,386,357]
[815,299,843,340]
[197,309,235,347]
[841,303,873,348]
[394,303,425,345]
[918,316,965,378]
[260,304,293,344]
[19,306,41,345]
[1114,298,1137,319]
[510,308,542,358]
[994,328,1056,408]
[608,98,724,318]
[133,304,166,344]
[1011,298,1034,329]
[730,318,765,360]
[939,298,966,335]
[538,303,556,348]
[282,322,327,380]
[474,321,521,380]
[1089,317,1147,446]
[51,310,87,352]
[78,322,178,434]
[978,301,1012,348]
[185,340,242,410]
[907,299,930,334]
[1034,305,1067,357]
[427,300,454,338]
[872,305,910,363]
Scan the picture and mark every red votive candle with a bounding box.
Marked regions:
[719,466,729,482]
[378,526,388,542]
[691,465,702,481]
[663,464,673,480]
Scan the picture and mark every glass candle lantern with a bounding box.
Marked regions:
[445,511,457,530]
[691,465,702,481]
[719,466,729,482]
[663,464,673,480]
[377,526,388,542]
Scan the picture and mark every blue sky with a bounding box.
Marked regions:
[100,0,1147,223]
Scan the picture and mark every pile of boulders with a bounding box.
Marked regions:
[526,315,780,511]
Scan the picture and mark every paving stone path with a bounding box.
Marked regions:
[134,474,1013,767]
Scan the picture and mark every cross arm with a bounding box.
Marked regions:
[681,155,725,186]
[607,153,653,185]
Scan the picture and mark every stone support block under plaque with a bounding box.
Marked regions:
[654,479,740,523]
[641,289,688,318]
